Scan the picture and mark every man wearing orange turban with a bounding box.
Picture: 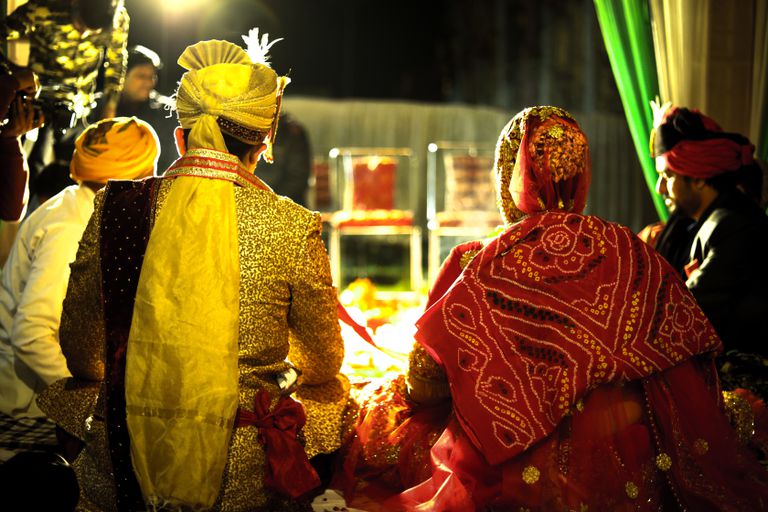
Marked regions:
[0,117,157,429]
[652,106,768,399]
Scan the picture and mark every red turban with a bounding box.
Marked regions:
[654,107,755,179]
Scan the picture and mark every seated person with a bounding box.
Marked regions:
[653,106,768,372]
[333,106,768,511]
[0,117,157,426]
[37,30,349,511]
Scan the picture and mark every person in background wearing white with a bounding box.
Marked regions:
[0,117,158,421]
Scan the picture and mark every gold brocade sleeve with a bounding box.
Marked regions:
[37,190,106,438]
[36,378,100,441]
[287,213,349,457]
[406,342,450,406]
[287,213,344,385]
[60,189,106,381]
[406,243,480,406]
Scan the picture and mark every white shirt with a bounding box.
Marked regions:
[0,185,96,417]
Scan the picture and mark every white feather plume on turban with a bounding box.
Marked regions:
[174,29,289,162]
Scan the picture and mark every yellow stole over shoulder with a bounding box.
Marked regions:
[125,149,265,508]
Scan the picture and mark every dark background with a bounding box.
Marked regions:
[126,0,624,115]
[125,0,658,233]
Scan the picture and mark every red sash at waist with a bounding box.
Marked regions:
[236,389,320,498]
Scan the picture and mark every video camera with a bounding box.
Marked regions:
[33,84,89,133]
[1,85,84,134]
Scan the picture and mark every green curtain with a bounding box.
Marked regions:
[758,92,768,162]
[594,0,667,220]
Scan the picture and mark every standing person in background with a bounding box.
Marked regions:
[93,45,178,173]
[257,111,311,205]
[37,30,349,511]
[0,0,130,188]
[0,68,41,222]
[0,69,43,266]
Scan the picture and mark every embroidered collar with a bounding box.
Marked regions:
[165,148,271,191]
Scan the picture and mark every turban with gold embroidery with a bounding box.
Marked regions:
[125,30,292,511]
[495,106,591,225]
[174,29,290,162]
[70,116,159,183]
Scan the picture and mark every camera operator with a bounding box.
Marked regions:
[0,0,130,190]
[0,68,43,223]
[0,68,44,266]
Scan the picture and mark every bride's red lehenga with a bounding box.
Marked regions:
[333,107,768,511]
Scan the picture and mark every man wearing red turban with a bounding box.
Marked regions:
[653,106,768,399]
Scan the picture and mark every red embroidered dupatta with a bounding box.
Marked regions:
[415,211,721,465]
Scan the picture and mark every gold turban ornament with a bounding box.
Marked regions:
[174,28,290,163]
[70,116,159,183]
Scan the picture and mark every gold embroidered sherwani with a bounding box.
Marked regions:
[38,149,349,511]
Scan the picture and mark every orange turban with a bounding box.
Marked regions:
[70,117,159,183]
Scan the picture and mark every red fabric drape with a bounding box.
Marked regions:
[393,357,768,511]
[334,221,768,511]
[416,211,720,465]
[512,116,591,215]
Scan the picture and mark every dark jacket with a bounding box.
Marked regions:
[255,113,311,206]
[687,189,768,355]
[653,210,696,278]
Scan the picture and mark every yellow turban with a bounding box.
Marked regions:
[70,117,159,183]
[174,29,290,162]
[126,30,289,509]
